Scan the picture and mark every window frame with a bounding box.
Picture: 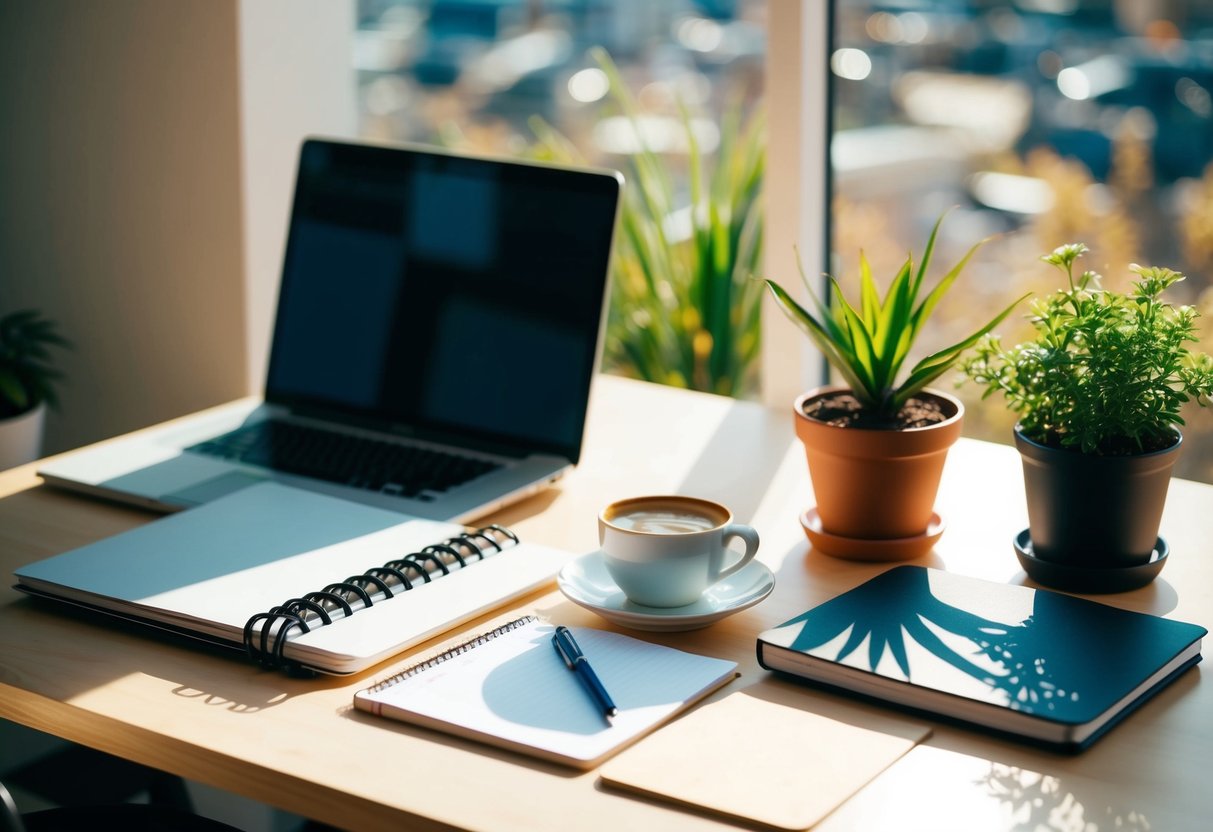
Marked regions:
[760,0,832,407]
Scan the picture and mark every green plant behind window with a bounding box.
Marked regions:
[962,244,1213,455]
[0,309,70,419]
[530,48,764,398]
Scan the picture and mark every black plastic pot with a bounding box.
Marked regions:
[1014,428,1181,568]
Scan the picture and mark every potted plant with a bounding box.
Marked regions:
[764,214,1025,560]
[962,243,1213,591]
[0,308,69,470]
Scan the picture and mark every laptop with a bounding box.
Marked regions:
[39,138,622,523]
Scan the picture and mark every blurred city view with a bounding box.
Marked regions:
[355,0,1213,482]
[355,0,763,158]
[832,0,1213,483]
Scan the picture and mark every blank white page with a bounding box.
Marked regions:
[354,620,738,768]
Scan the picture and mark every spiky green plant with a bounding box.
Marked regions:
[530,47,764,397]
[764,213,1026,418]
[0,308,70,419]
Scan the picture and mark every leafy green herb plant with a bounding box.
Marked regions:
[764,213,1026,419]
[0,309,70,419]
[962,243,1213,455]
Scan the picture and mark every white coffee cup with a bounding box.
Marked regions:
[598,495,761,608]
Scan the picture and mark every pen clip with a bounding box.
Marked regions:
[552,625,582,669]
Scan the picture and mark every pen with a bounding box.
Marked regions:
[552,625,618,719]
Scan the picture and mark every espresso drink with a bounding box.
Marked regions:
[599,495,761,607]
[609,508,720,535]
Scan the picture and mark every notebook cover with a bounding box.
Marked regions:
[600,688,929,831]
[13,482,569,674]
[756,566,1206,749]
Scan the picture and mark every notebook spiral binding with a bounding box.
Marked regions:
[242,524,520,672]
[365,616,539,694]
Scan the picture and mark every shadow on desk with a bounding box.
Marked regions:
[338,705,584,780]
[3,595,329,713]
[1007,571,1180,617]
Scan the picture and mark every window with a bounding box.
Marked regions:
[832,0,1213,482]
[355,0,768,397]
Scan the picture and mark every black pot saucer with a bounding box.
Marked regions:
[1013,529,1168,594]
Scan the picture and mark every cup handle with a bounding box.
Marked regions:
[713,524,760,582]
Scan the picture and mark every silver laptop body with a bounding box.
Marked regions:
[39,138,621,523]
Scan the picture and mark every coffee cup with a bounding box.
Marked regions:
[598,495,760,608]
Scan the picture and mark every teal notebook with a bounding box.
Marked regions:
[757,566,1205,750]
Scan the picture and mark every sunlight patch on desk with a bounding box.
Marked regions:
[820,746,1154,832]
[673,399,793,522]
[746,444,816,571]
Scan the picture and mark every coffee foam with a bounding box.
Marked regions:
[604,498,727,534]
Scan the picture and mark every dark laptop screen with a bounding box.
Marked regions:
[265,139,620,463]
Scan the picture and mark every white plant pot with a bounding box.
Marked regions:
[0,401,47,472]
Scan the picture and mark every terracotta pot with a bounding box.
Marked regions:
[794,386,963,541]
[1015,428,1180,568]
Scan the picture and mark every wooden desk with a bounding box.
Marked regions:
[1,375,1210,831]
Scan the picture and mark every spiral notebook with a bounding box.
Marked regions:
[354,617,740,769]
[13,482,571,674]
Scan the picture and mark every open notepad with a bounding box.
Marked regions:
[354,617,739,769]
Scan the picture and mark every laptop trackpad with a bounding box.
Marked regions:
[161,471,268,509]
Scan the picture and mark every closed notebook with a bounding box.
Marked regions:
[600,689,929,831]
[757,566,1206,751]
[13,482,570,674]
[353,617,739,769]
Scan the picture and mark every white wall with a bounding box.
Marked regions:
[0,1,247,454]
[0,0,355,455]
[238,0,358,392]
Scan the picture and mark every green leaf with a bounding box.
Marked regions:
[764,280,870,400]
[792,248,848,348]
[559,46,765,397]
[874,256,915,387]
[895,292,1030,408]
[0,368,29,411]
[830,277,879,399]
[858,251,880,331]
[911,236,991,336]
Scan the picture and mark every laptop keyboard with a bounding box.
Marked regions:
[187,421,502,500]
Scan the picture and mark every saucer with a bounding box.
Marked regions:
[1013,529,1168,594]
[800,507,945,561]
[556,551,775,632]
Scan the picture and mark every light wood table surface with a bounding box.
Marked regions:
[1,375,1210,831]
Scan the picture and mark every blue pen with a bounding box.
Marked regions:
[552,625,618,719]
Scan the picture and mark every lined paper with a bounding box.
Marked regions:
[354,620,738,768]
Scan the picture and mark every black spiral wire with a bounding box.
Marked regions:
[242,524,519,672]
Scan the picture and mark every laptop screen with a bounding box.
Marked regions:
[265,139,621,463]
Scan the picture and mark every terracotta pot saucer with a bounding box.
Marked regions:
[800,507,945,562]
